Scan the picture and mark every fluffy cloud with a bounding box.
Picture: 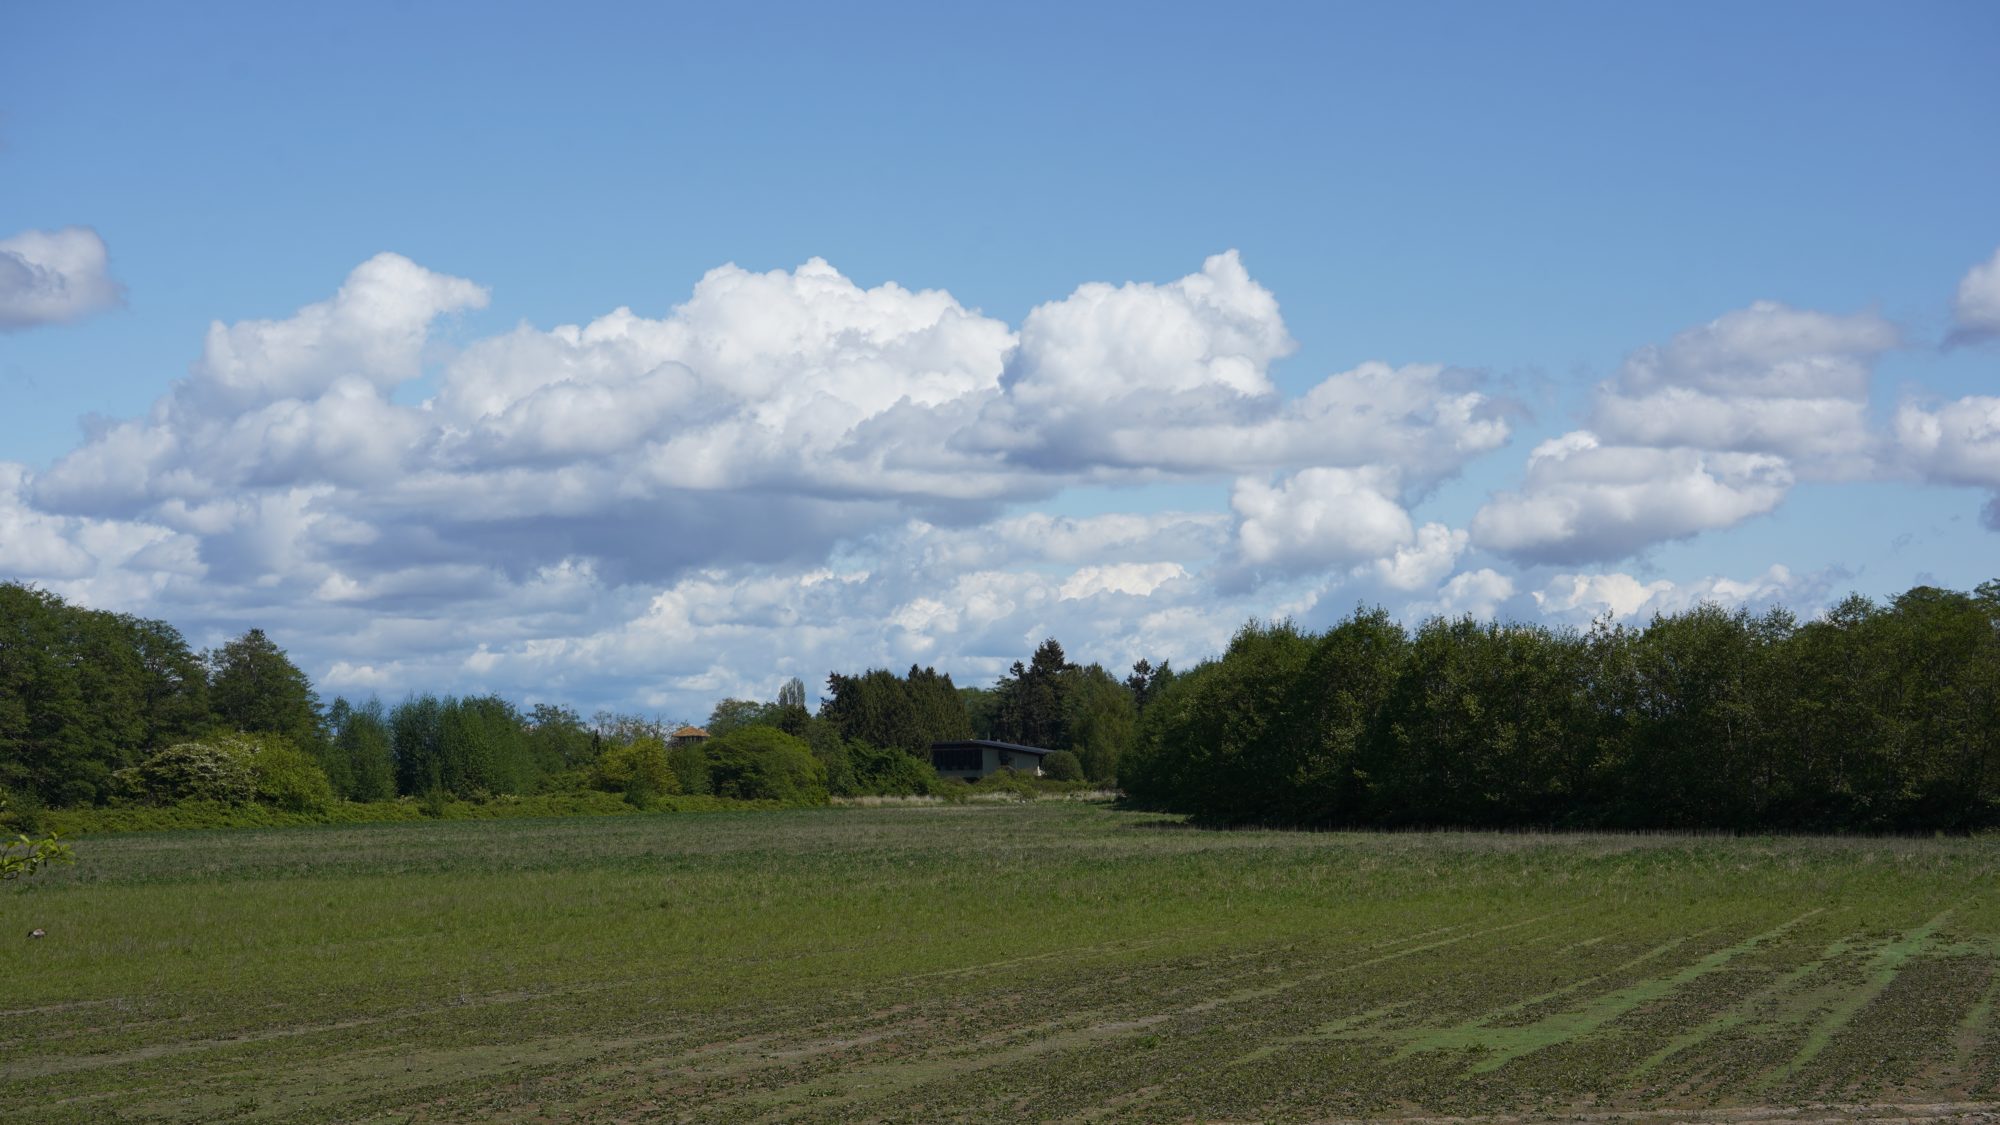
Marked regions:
[26,245,1990,718]
[1950,246,2000,346]
[1895,394,2000,528]
[1003,250,1291,415]
[0,462,200,606]
[1588,300,1897,477]
[1532,564,1826,624]
[1233,467,1417,570]
[982,253,1509,484]
[6,250,1527,714]
[0,227,124,330]
[1472,298,1895,565]
[1408,568,1516,622]
[1895,395,2000,489]
[31,251,1511,592]
[1471,431,1793,564]
[1532,571,1673,620]
[1363,522,1468,592]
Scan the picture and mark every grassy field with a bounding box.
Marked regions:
[2,803,1996,1123]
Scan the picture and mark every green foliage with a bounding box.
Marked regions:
[591,736,680,807]
[0,788,47,836]
[821,665,971,754]
[703,726,829,804]
[1129,585,2000,831]
[222,732,336,814]
[843,741,942,796]
[1062,663,1135,783]
[117,741,258,806]
[329,697,397,801]
[108,734,336,813]
[391,694,445,797]
[0,583,210,805]
[206,629,324,750]
[669,741,712,796]
[970,767,1042,800]
[1,829,73,882]
[993,638,1073,748]
[1122,658,1174,714]
[389,694,540,799]
[1041,749,1085,782]
[0,795,72,882]
[959,685,999,740]
[707,698,776,738]
[527,703,598,779]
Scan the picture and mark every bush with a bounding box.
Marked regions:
[703,727,829,805]
[222,733,336,814]
[669,742,712,796]
[108,734,337,813]
[591,736,680,807]
[846,742,942,797]
[1041,750,1085,782]
[116,742,257,805]
[972,767,1042,801]
[0,789,47,836]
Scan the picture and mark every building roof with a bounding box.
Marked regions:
[928,739,1056,757]
[671,725,709,738]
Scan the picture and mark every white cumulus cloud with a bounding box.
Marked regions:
[1949,246,2000,346]
[1472,431,1793,564]
[1410,568,1515,621]
[0,227,124,330]
[1533,564,1825,624]
[1588,300,1897,477]
[1233,466,1417,570]
[3,248,1532,716]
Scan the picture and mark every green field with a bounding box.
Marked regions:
[3,803,1997,1123]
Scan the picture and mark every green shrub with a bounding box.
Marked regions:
[703,727,830,805]
[0,789,48,836]
[117,742,257,805]
[972,768,1041,801]
[669,742,712,796]
[535,767,593,795]
[591,736,680,807]
[846,743,942,797]
[108,734,337,813]
[1041,750,1085,782]
[221,733,336,813]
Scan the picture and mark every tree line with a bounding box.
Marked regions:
[17,576,1987,831]
[0,582,1130,816]
[1123,583,2000,832]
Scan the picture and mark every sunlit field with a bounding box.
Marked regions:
[3,804,1996,1123]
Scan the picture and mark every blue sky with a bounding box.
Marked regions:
[3,1,1997,718]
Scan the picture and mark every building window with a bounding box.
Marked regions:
[933,748,982,772]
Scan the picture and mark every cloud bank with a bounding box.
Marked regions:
[5,246,1989,715]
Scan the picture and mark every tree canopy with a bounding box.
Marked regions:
[1124,584,2000,832]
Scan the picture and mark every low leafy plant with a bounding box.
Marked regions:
[1,831,72,882]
